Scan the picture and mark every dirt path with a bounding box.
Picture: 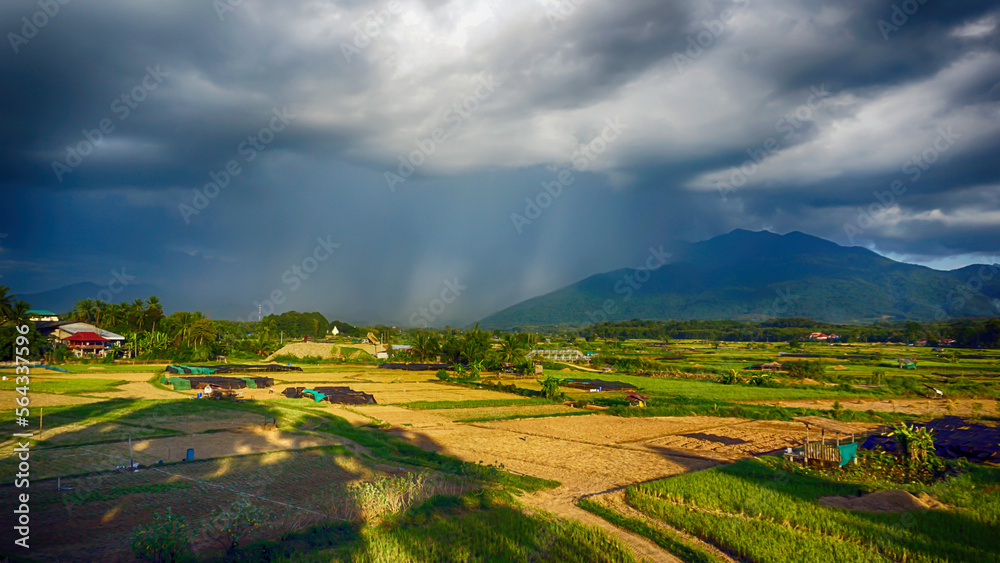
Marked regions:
[520,488,683,563]
[590,490,738,563]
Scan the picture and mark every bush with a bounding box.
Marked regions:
[435,369,450,381]
[539,376,564,401]
[201,498,266,554]
[130,508,194,562]
[784,360,825,379]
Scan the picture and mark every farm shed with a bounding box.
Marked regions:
[625,392,650,407]
[747,362,783,371]
[789,416,863,466]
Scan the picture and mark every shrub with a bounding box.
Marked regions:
[785,360,825,379]
[435,369,450,381]
[201,498,266,554]
[130,508,194,562]
[539,376,564,401]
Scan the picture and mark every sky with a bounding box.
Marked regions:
[1,0,999,326]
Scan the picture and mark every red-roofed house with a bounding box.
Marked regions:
[62,331,111,358]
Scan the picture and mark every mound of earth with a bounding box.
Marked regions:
[819,489,946,512]
[266,342,370,361]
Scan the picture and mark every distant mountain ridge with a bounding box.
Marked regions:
[16,281,164,314]
[478,230,1000,329]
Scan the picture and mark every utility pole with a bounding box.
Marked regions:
[129,432,134,469]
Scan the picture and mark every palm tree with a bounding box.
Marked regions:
[72,299,96,323]
[7,301,33,326]
[0,285,15,323]
[130,298,146,331]
[499,333,531,363]
[412,330,441,362]
[145,296,163,332]
[93,300,109,328]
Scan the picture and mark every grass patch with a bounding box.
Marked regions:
[578,498,720,563]
[0,377,128,395]
[624,457,1000,562]
[250,491,639,563]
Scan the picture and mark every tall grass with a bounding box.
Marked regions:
[276,492,639,563]
[624,458,1000,562]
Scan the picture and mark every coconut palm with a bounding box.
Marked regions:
[7,301,33,326]
[72,299,96,323]
[0,285,15,323]
[145,296,164,332]
[412,330,441,362]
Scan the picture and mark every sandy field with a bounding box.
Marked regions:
[7,427,341,480]
[761,397,999,418]
[0,389,99,407]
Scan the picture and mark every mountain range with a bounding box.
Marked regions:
[478,230,1000,329]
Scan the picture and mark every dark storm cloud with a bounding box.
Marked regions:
[2,0,999,323]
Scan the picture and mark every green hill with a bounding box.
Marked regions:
[479,230,1000,330]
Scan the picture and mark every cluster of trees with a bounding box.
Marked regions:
[394,326,538,376]
[260,311,330,340]
[577,318,1000,348]
[0,286,41,359]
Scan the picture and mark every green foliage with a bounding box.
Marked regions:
[784,360,825,379]
[130,508,195,562]
[434,369,450,381]
[625,457,1000,563]
[889,421,944,476]
[271,354,324,364]
[715,370,741,385]
[202,498,267,553]
[538,376,564,401]
[262,310,330,340]
[578,499,720,563]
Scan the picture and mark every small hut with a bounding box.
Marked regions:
[789,416,862,466]
[626,392,650,408]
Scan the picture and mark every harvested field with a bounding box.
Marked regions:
[22,447,387,563]
[765,397,999,417]
[476,415,745,445]
[89,381,186,399]
[0,389,99,407]
[1,427,342,480]
[391,424,718,495]
[425,403,585,422]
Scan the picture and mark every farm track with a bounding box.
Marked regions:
[520,488,684,563]
[588,489,739,563]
